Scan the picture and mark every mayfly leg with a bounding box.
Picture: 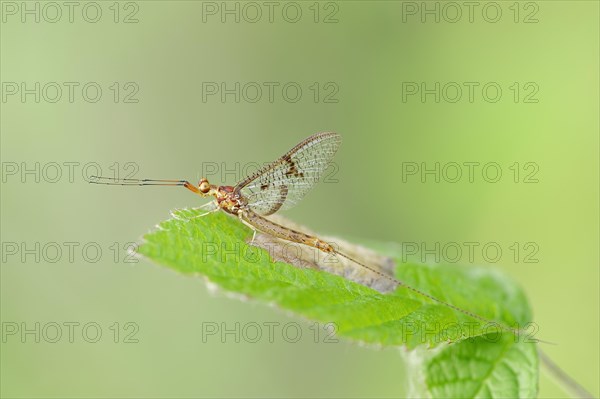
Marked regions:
[88,175,203,194]
[190,202,219,219]
[173,202,220,221]
[238,210,258,245]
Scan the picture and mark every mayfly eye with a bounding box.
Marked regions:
[199,179,210,194]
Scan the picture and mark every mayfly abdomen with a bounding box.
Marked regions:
[242,210,333,252]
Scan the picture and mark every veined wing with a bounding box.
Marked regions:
[234,132,342,216]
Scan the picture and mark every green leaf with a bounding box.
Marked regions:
[425,334,539,398]
[137,208,538,398]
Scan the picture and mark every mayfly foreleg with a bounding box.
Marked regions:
[88,176,203,195]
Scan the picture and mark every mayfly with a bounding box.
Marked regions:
[90,132,537,341]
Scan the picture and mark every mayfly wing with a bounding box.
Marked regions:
[234,132,342,216]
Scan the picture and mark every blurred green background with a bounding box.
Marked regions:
[1,1,598,397]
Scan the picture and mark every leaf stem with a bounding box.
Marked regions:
[539,348,596,398]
